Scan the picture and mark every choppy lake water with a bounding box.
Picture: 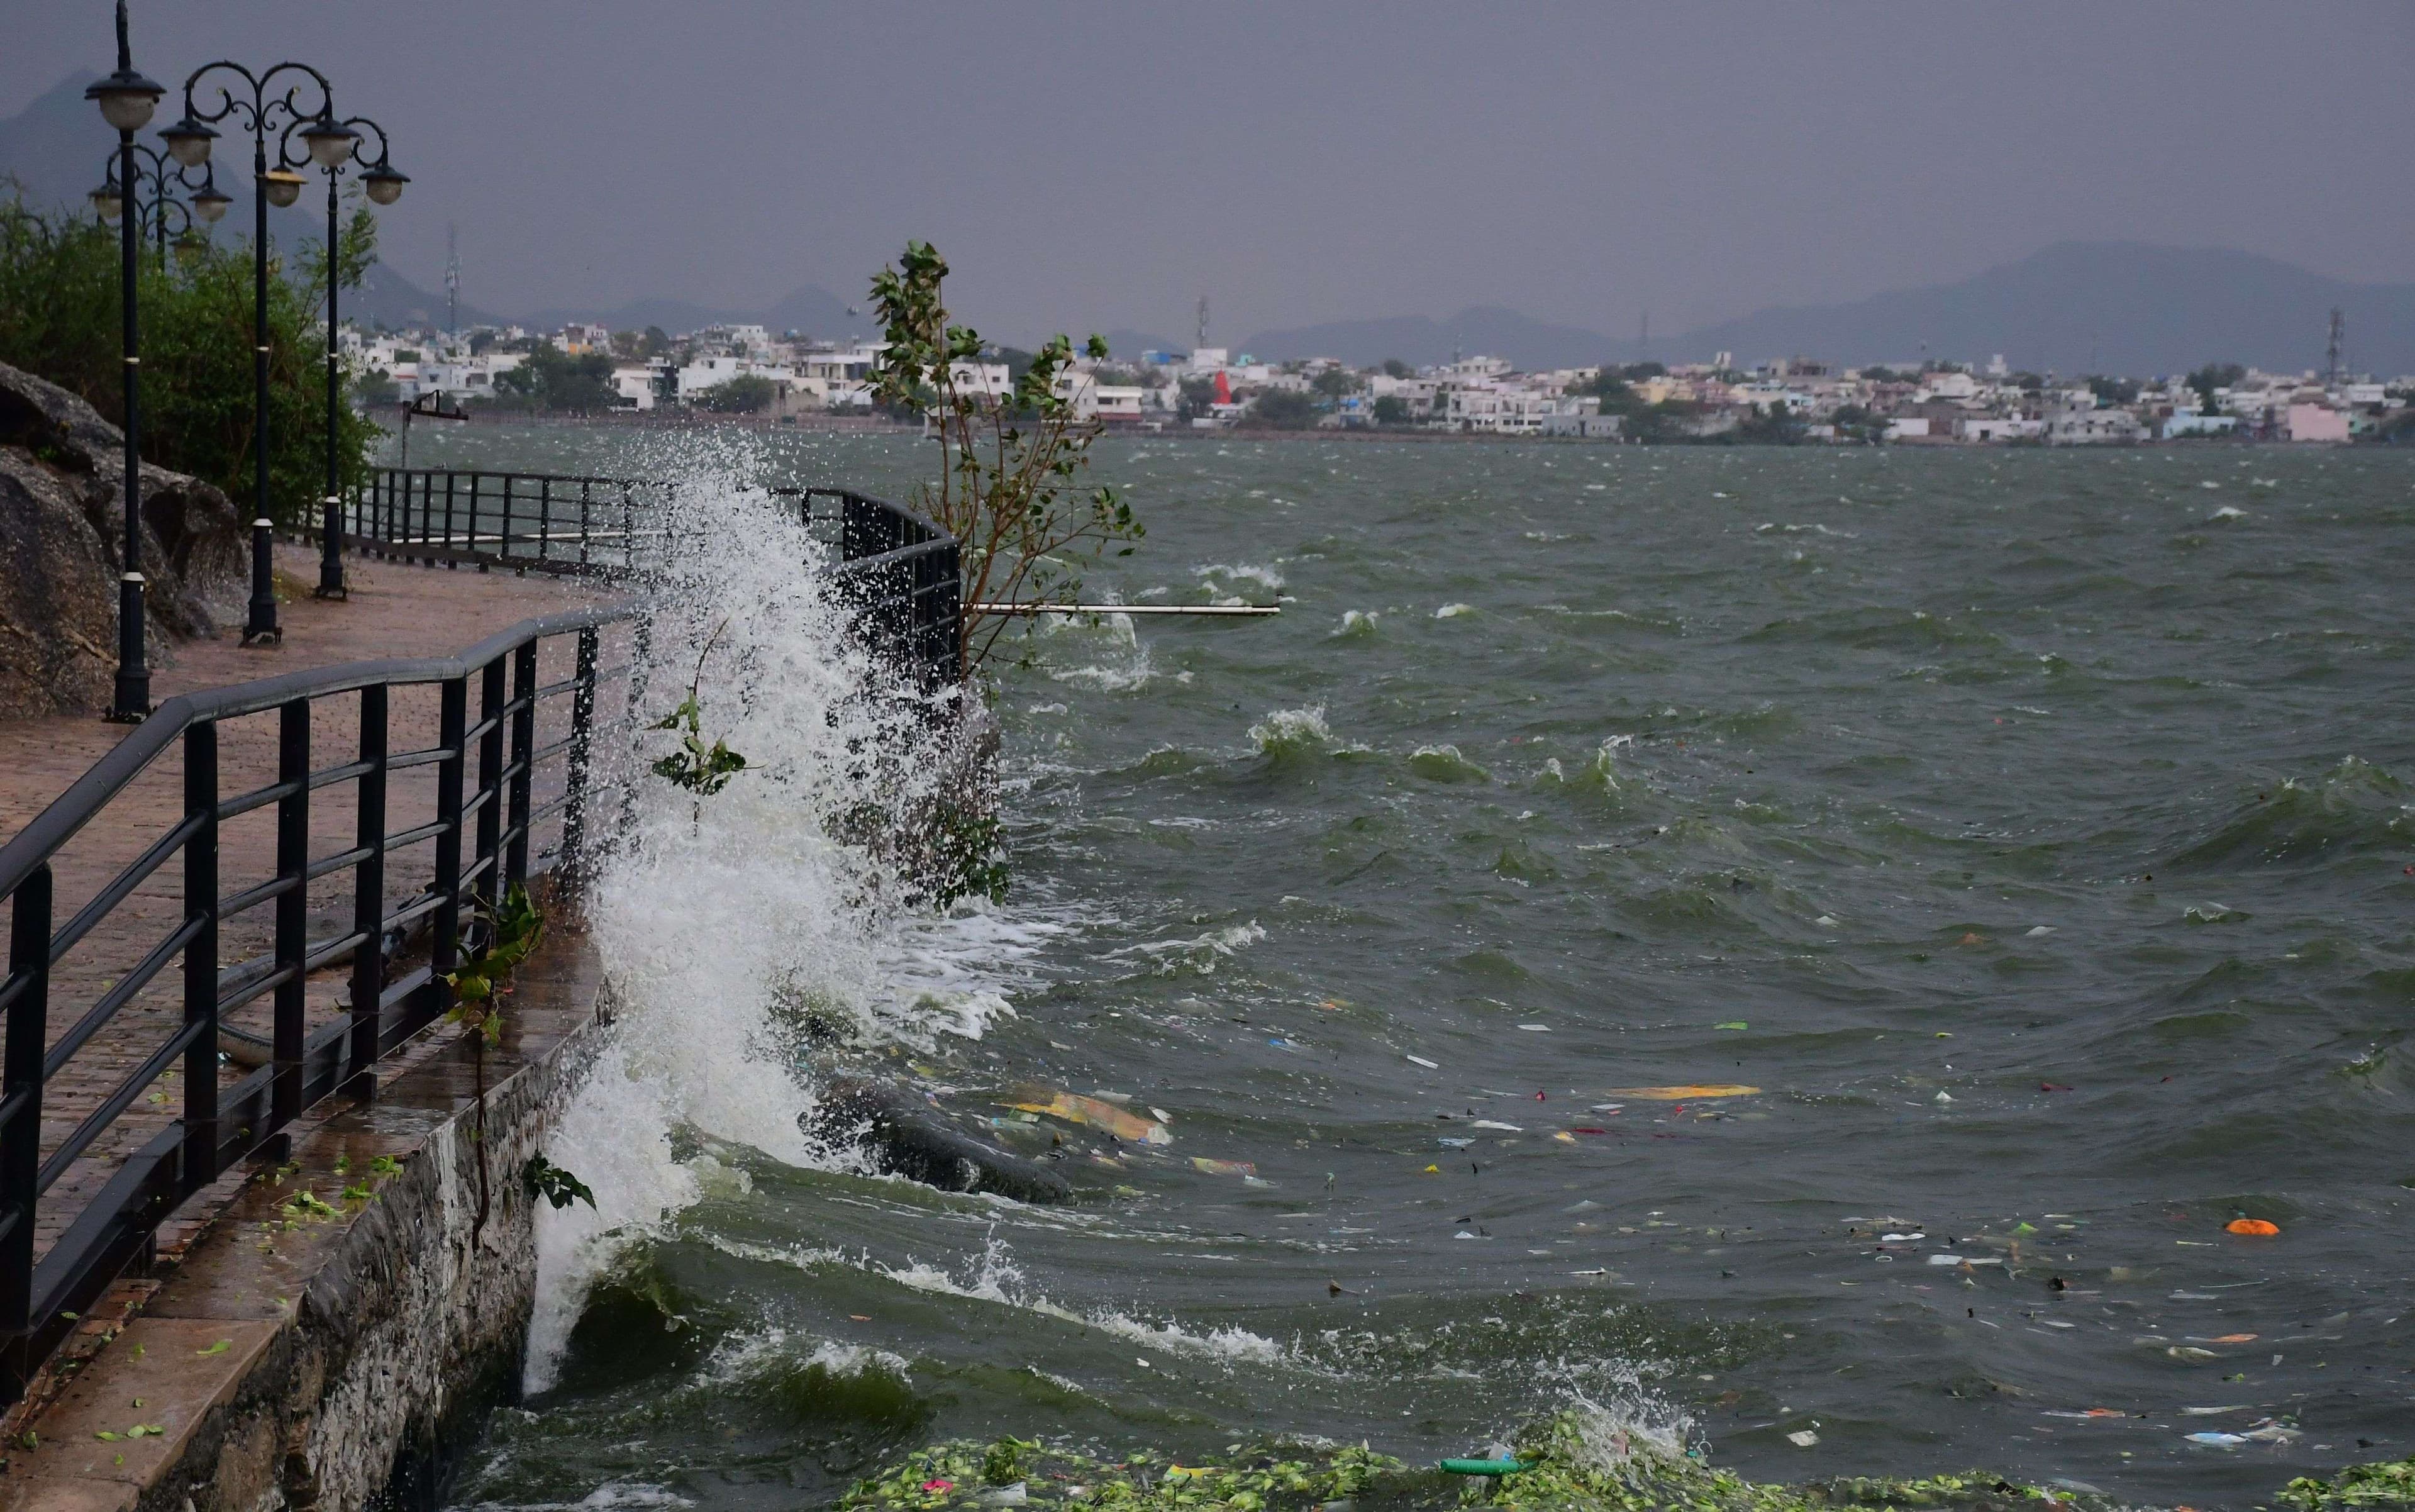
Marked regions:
[408,426,2415,1511]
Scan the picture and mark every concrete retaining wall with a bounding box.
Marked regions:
[0,918,608,1512]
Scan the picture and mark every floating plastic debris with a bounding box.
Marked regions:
[1606,1084,1760,1100]
[1008,1092,1172,1145]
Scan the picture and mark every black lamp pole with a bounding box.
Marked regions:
[85,2,164,723]
[92,143,219,262]
[162,59,341,648]
[313,117,406,600]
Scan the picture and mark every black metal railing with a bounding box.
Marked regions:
[0,606,630,1404]
[0,471,967,1404]
[348,470,675,576]
[345,470,962,689]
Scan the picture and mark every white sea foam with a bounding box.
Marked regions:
[1194,561,1286,593]
[526,437,1034,1392]
[1250,704,1331,751]
[1435,602,1477,618]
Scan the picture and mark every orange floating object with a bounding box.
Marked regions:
[2224,1218,2280,1237]
[1006,1092,1171,1145]
[1604,1084,1761,1101]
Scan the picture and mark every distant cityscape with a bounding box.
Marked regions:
[348,316,2415,445]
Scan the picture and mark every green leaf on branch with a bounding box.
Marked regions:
[649,694,748,796]
[522,1154,597,1211]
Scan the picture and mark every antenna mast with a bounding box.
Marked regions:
[445,223,460,336]
[1195,294,1209,351]
[2326,307,2345,385]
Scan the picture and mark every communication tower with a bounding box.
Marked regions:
[445,224,460,336]
[1195,295,1209,351]
[2326,307,2345,385]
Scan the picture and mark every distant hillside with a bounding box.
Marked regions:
[0,73,104,213]
[1683,243,2415,377]
[1239,305,1626,370]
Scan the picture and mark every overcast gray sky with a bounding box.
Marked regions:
[8,2,2410,342]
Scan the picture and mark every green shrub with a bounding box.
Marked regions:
[0,190,379,525]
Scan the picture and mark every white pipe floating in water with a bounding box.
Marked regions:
[969,603,1279,616]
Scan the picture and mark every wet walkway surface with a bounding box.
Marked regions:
[0,545,610,1274]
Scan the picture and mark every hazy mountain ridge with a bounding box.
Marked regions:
[1682,242,2415,377]
[1238,306,1628,370]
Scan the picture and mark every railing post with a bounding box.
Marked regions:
[940,539,963,686]
[621,618,652,838]
[445,471,459,568]
[506,641,536,889]
[538,476,553,571]
[271,699,310,1131]
[494,475,511,572]
[180,726,218,1189]
[562,626,599,894]
[578,480,592,568]
[475,657,506,912]
[464,475,479,573]
[620,483,635,574]
[2,865,54,1353]
[432,675,467,986]
[348,684,387,1084]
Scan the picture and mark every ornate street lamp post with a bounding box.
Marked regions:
[91,142,225,260]
[160,59,351,647]
[84,1,164,722]
[308,116,406,599]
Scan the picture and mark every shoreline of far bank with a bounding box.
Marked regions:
[426,410,2368,450]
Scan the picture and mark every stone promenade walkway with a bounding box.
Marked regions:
[0,545,617,1274]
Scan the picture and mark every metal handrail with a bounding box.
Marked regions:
[343,470,965,689]
[0,603,631,1406]
[0,471,967,1405]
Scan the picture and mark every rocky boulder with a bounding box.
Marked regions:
[0,359,243,717]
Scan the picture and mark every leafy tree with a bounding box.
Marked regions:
[0,192,378,525]
[641,325,672,358]
[696,373,776,413]
[1621,399,1699,445]
[2085,375,2140,408]
[867,240,1141,676]
[1859,365,1907,384]
[1579,370,1640,412]
[1380,358,1412,379]
[488,340,619,412]
[1246,389,1321,430]
[1829,403,1888,443]
[1620,361,1667,381]
[1735,401,1807,445]
[1175,375,1218,421]
[2187,362,2245,414]
[1311,367,1360,398]
[1370,394,1411,426]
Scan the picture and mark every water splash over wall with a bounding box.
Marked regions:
[526,440,987,1392]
